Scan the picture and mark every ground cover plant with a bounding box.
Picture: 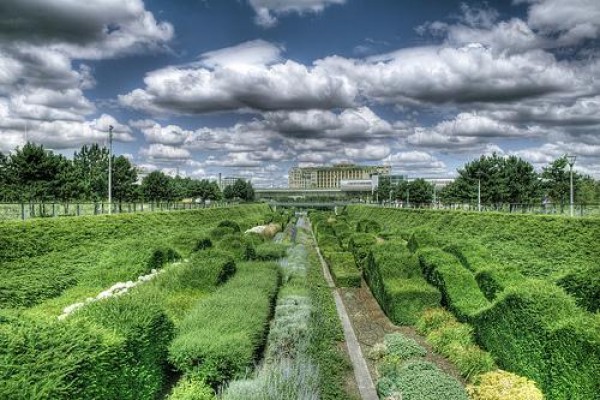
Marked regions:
[371,333,469,400]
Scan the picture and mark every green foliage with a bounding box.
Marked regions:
[193,237,213,252]
[347,233,377,268]
[223,179,255,202]
[215,233,246,260]
[365,243,440,325]
[384,333,427,361]
[147,247,181,270]
[467,370,544,400]
[254,242,288,261]
[167,375,215,400]
[0,292,174,400]
[306,247,353,399]
[217,220,241,233]
[377,363,469,400]
[356,219,381,233]
[474,281,600,398]
[169,262,280,387]
[325,251,361,287]
[415,307,456,335]
[556,264,600,312]
[417,247,490,320]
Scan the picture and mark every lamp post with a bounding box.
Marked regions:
[476,170,482,212]
[108,125,113,215]
[566,154,576,217]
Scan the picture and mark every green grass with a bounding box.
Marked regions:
[169,261,280,387]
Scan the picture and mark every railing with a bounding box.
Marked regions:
[373,202,600,217]
[0,201,225,221]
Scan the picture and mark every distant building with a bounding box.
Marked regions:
[219,176,247,189]
[288,163,391,189]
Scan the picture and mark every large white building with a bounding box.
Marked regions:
[288,163,391,189]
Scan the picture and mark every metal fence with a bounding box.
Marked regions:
[376,202,600,217]
[0,201,225,221]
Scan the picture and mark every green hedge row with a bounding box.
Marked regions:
[168,261,280,387]
[556,264,600,313]
[417,247,490,321]
[347,233,378,268]
[0,291,174,400]
[474,281,600,399]
[364,243,440,325]
[323,251,361,287]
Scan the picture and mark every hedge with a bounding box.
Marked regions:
[473,281,600,399]
[347,233,378,268]
[556,263,600,313]
[365,243,440,325]
[355,219,381,233]
[417,247,490,321]
[325,251,361,287]
[0,292,174,400]
[169,261,280,387]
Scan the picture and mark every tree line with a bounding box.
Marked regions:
[0,142,255,203]
[377,154,600,207]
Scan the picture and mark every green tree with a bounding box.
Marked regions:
[408,178,434,205]
[112,156,138,203]
[73,144,109,201]
[8,142,63,202]
[224,179,254,202]
[142,171,173,201]
[542,156,580,208]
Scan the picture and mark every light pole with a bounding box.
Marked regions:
[476,171,482,212]
[108,125,113,215]
[566,154,576,217]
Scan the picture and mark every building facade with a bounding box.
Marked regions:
[288,163,391,189]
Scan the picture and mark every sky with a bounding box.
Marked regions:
[1,0,599,187]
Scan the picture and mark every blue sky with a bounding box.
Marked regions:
[1,0,599,186]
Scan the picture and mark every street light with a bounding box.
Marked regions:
[476,170,483,212]
[108,125,113,215]
[566,154,577,217]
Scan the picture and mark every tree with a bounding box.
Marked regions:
[439,153,540,207]
[224,179,254,202]
[542,156,580,208]
[73,144,109,201]
[142,171,173,202]
[408,178,434,205]
[112,156,138,203]
[8,142,63,202]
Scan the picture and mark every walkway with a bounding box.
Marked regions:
[309,223,379,400]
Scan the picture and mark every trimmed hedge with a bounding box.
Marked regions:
[417,247,490,321]
[348,233,378,268]
[356,219,381,233]
[254,242,288,261]
[556,264,600,313]
[169,262,280,387]
[365,243,440,325]
[474,281,600,399]
[0,293,174,400]
[217,220,241,233]
[467,370,544,400]
[325,251,361,287]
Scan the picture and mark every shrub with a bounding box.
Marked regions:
[377,360,469,400]
[467,370,544,400]
[426,322,473,354]
[193,237,212,252]
[407,229,442,253]
[347,233,378,268]
[167,376,215,400]
[209,226,236,240]
[446,343,496,382]
[417,247,489,321]
[255,243,288,261]
[217,220,241,233]
[147,247,181,271]
[475,265,525,301]
[365,244,440,325]
[556,264,600,313]
[215,233,246,260]
[168,262,280,387]
[415,308,455,335]
[384,333,427,361]
[356,219,381,233]
[325,251,361,287]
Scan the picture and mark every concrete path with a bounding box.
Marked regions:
[309,223,379,400]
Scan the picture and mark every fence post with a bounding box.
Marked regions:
[52,203,55,217]
[77,203,80,216]
[21,203,25,220]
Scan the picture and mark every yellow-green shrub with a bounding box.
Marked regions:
[467,370,544,400]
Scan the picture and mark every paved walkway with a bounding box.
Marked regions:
[309,223,379,400]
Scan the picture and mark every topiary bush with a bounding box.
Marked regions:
[147,247,181,271]
[193,237,212,252]
[356,219,381,234]
[415,307,455,335]
[467,370,544,400]
[167,375,215,400]
[556,264,600,313]
[325,251,361,287]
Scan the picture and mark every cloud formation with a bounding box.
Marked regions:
[248,0,346,27]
